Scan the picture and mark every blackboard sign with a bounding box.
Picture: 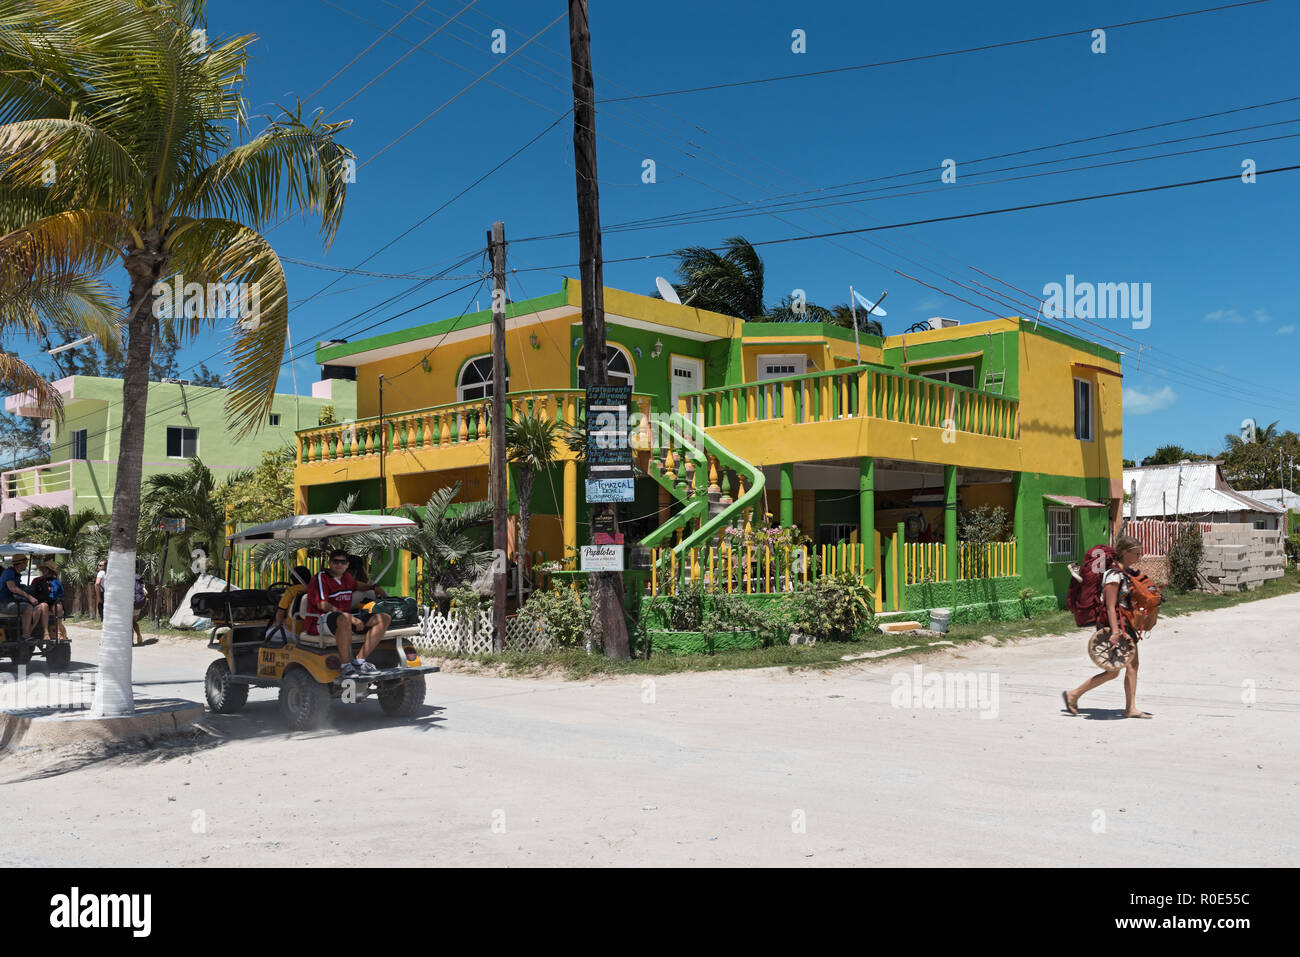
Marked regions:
[585,385,633,468]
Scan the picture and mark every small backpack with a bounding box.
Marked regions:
[1067,544,1114,626]
[1120,569,1162,633]
[133,575,146,605]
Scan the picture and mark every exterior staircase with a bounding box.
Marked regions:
[639,412,765,561]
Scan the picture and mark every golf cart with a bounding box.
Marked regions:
[196,513,437,731]
[0,542,72,670]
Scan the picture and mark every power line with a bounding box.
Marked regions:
[599,1,1274,102]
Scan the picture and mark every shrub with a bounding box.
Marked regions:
[793,573,876,641]
[1167,522,1204,592]
[659,578,709,631]
[1285,533,1300,567]
[447,583,484,629]
[517,584,589,649]
[1018,587,1035,618]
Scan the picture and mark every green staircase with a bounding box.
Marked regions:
[639,412,765,561]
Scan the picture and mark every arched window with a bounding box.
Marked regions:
[576,344,634,391]
[457,355,509,401]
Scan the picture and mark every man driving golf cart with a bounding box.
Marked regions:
[304,549,392,677]
[1,554,48,642]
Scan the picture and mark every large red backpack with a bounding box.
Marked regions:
[1067,544,1114,626]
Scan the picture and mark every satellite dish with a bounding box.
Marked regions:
[655,276,682,304]
[852,288,887,318]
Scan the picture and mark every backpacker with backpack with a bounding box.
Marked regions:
[1067,543,1162,632]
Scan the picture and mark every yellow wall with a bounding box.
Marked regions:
[740,337,882,382]
[353,312,578,419]
[1016,332,1122,482]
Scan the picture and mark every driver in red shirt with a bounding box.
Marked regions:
[305,549,389,677]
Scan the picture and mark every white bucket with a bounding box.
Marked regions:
[929,608,951,634]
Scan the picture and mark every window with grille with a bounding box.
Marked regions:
[269,413,281,426]
[167,427,198,458]
[71,429,87,460]
[576,345,634,390]
[458,356,510,401]
[1048,507,1075,561]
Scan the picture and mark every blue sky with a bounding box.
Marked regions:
[54,0,1300,460]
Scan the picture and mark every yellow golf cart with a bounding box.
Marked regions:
[196,514,436,730]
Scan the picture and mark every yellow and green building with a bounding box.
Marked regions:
[292,278,1123,623]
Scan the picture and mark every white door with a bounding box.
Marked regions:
[756,354,807,380]
[671,356,703,413]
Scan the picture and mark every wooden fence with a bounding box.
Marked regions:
[1124,519,1214,557]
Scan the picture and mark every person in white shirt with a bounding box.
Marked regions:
[94,560,106,619]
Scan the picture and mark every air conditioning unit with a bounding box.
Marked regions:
[927,317,960,329]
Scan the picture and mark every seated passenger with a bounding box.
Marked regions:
[304,550,389,678]
[267,565,313,642]
[1,555,48,642]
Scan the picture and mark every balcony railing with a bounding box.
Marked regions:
[680,365,1019,441]
[1,460,74,507]
[298,390,654,466]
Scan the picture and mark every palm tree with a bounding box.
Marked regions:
[668,236,765,319]
[396,483,493,611]
[0,1,352,715]
[506,411,559,583]
[766,294,833,324]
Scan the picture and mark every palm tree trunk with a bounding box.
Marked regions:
[93,241,163,717]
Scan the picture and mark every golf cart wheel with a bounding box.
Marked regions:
[12,643,33,666]
[378,675,426,717]
[278,666,329,731]
[1087,627,1133,672]
[204,658,249,714]
[45,641,71,671]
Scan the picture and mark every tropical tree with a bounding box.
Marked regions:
[216,445,296,525]
[668,236,765,319]
[506,411,560,582]
[0,0,352,714]
[140,457,226,560]
[395,483,492,611]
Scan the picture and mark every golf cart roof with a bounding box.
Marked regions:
[228,513,416,543]
[0,542,72,556]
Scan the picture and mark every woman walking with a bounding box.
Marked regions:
[1063,535,1153,719]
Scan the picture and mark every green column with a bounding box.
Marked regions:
[780,463,794,528]
[895,520,906,611]
[945,465,958,608]
[858,456,875,547]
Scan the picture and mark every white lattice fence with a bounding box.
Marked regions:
[416,608,552,654]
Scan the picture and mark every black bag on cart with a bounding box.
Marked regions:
[191,590,276,622]
[368,596,418,628]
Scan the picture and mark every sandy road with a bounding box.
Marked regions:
[1,593,1297,867]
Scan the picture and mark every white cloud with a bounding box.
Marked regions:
[1124,385,1177,415]
[1204,309,1245,323]
[1255,310,1272,323]
[1279,323,1296,335]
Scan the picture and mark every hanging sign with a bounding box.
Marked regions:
[580,544,624,572]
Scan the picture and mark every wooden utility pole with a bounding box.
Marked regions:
[568,0,630,658]
[489,221,508,651]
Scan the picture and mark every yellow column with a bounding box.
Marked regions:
[562,394,578,569]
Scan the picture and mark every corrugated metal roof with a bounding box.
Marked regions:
[1240,488,1300,511]
[1121,463,1284,517]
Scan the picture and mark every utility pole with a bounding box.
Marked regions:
[569,0,630,658]
[489,221,508,652]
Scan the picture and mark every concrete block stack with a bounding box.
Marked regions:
[1200,526,1286,591]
